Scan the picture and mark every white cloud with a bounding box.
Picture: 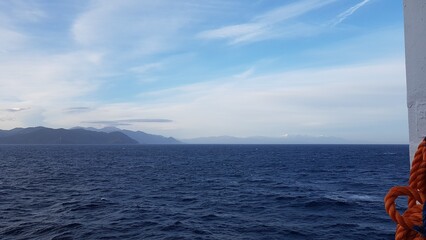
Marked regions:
[0,0,405,143]
[198,0,337,44]
[5,107,30,112]
[64,107,92,113]
[151,59,406,142]
[129,62,163,74]
[0,50,103,129]
[0,52,100,102]
[253,0,335,24]
[330,0,371,27]
[0,27,27,52]
[198,0,372,45]
[0,0,46,24]
[47,59,406,143]
[198,23,264,42]
[234,68,255,79]
[82,119,173,127]
[71,0,198,55]
[0,0,47,52]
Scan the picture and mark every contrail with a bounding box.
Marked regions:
[331,0,370,27]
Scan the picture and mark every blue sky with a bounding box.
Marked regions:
[0,0,406,143]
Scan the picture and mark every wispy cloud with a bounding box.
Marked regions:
[0,0,46,23]
[71,0,205,55]
[82,119,173,127]
[129,62,163,74]
[5,107,30,112]
[128,59,406,142]
[198,0,336,44]
[330,0,371,27]
[0,117,15,122]
[124,119,173,123]
[0,28,27,52]
[198,0,372,45]
[0,0,405,142]
[81,121,131,126]
[0,0,46,52]
[0,52,100,105]
[253,0,335,24]
[64,107,92,113]
[233,68,255,79]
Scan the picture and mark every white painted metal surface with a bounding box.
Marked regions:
[404,0,426,163]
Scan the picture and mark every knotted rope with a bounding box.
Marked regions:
[385,139,426,239]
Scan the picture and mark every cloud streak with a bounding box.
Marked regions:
[82,119,173,127]
[198,0,372,45]
[64,107,92,113]
[71,0,207,55]
[330,0,371,27]
[4,107,30,112]
[198,0,336,44]
[0,117,15,122]
[0,1,405,143]
[127,59,407,142]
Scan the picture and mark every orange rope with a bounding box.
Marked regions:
[385,139,426,239]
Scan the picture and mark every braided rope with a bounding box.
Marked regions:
[385,139,426,239]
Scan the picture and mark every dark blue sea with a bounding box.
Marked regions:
[0,144,408,239]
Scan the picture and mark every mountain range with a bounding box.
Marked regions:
[181,135,348,144]
[0,127,180,145]
[0,126,348,145]
[74,126,181,144]
[0,127,137,144]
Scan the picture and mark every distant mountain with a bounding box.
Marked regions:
[73,126,181,144]
[181,135,348,144]
[0,127,346,145]
[0,127,137,144]
[120,130,181,144]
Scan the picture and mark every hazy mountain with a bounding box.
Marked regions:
[120,130,181,144]
[0,126,347,145]
[181,135,348,144]
[0,127,40,138]
[0,127,137,144]
[73,126,181,144]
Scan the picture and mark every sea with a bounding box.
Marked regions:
[0,144,408,239]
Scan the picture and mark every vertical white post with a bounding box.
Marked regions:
[404,0,426,163]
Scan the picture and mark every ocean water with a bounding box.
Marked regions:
[0,144,408,239]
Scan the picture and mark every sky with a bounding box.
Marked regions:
[0,0,406,143]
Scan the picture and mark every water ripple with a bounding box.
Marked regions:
[0,144,408,239]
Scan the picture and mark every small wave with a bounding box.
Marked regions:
[192,229,211,235]
[180,196,197,202]
[321,192,380,205]
[304,196,353,208]
[201,214,220,221]
[305,199,352,208]
[51,232,73,240]
[275,195,304,201]
[0,144,406,239]
[1,225,28,236]
[139,221,159,227]
[347,194,380,202]
[61,200,80,206]
[160,221,186,232]
[279,229,309,237]
[327,223,360,228]
[237,224,279,234]
[1,222,82,238]
[32,225,57,235]
[69,202,104,212]
[382,152,397,155]
[32,223,82,235]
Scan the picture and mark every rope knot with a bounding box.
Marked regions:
[413,205,426,236]
[385,139,426,240]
